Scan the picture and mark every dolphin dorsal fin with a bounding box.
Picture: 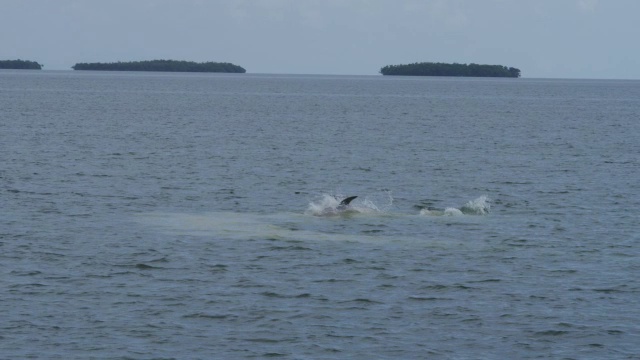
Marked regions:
[339,196,358,206]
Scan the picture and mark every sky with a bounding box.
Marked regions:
[1,0,639,79]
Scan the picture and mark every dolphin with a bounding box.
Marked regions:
[306,195,361,216]
[336,196,358,211]
[310,195,359,216]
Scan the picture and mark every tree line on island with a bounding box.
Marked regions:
[71,60,246,73]
[3,58,522,77]
[0,59,43,69]
[380,62,521,78]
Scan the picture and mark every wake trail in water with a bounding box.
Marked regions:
[135,194,490,243]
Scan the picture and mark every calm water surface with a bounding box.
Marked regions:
[1,70,639,359]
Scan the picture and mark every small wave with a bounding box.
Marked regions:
[183,312,233,320]
[339,298,384,305]
[134,263,163,270]
[408,296,454,301]
[534,330,570,336]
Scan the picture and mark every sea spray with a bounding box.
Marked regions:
[460,195,491,215]
[419,195,490,216]
[305,192,393,216]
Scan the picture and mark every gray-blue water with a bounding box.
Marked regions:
[2,70,639,359]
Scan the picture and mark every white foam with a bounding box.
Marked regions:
[305,194,342,216]
[444,207,464,216]
[460,195,491,215]
[419,195,490,217]
[305,193,391,216]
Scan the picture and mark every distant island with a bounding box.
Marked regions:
[380,62,520,78]
[71,60,246,73]
[0,59,43,70]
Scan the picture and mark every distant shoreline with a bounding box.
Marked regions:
[0,59,43,70]
[71,60,246,73]
[380,62,520,78]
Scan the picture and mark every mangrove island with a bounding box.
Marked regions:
[380,62,520,78]
[0,59,43,70]
[71,60,246,73]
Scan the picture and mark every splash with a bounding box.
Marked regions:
[305,192,392,217]
[460,195,491,215]
[419,195,490,217]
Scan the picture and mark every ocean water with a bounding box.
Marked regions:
[1,70,639,359]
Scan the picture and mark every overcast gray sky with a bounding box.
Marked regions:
[1,0,638,78]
